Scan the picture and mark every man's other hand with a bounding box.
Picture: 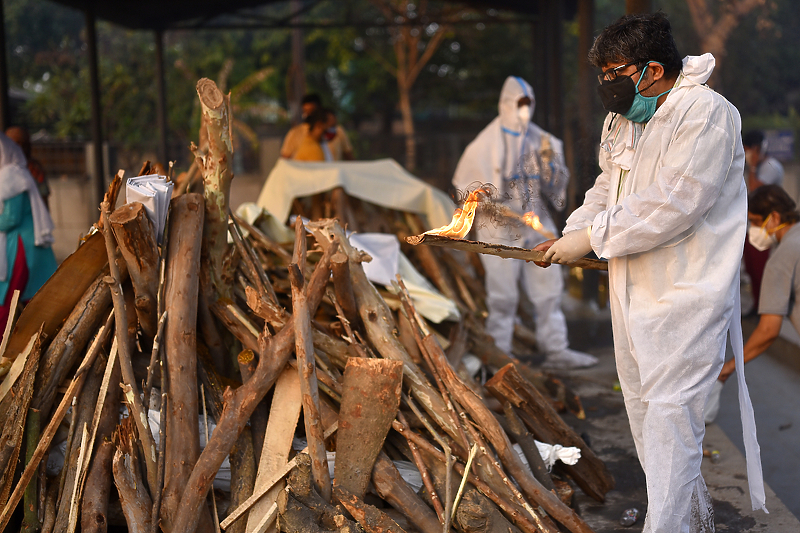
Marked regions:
[533,239,557,267]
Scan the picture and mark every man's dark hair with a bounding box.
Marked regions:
[743,130,765,149]
[749,184,800,224]
[301,93,322,106]
[588,11,682,76]
[305,108,329,128]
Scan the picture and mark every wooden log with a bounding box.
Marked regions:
[0,316,111,533]
[0,330,42,499]
[41,480,57,533]
[330,252,360,332]
[31,267,115,419]
[237,350,269,466]
[398,283,592,533]
[455,489,522,533]
[109,201,160,338]
[276,491,334,533]
[246,367,302,533]
[333,486,406,533]
[171,236,336,533]
[502,403,553,491]
[194,78,234,298]
[290,218,331,502]
[405,234,607,271]
[335,358,403,499]
[160,193,207,533]
[114,424,153,533]
[21,408,40,533]
[305,220,459,445]
[52,354,105,533]
[284,454,338,530]
[371,454,440,533]
[81,352,122,533]
[393,413,444,522]
[81,439,116,533]
[485,364,613,502]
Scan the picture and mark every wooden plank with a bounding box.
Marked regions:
[245,366,302,533]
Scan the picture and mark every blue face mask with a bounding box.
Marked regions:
[623,63,672,123]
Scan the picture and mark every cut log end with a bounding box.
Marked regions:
[197,78,225,109]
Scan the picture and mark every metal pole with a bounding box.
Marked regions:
[155,29,169,166]
[289,0,306,124]
[546,0,564,139]
[86,5,105,207]
[0,0,11,131]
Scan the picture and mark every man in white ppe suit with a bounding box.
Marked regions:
[536,13,766,532]
[452,76,597,369]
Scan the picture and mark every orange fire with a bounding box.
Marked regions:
[523,211,556,240]
[425,188,489,239]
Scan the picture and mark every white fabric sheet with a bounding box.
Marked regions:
[256,158,456,230]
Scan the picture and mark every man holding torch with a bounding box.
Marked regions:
[536,12,766,532]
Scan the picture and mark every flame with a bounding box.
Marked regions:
[425,188,488,239]
[523,211,556,240]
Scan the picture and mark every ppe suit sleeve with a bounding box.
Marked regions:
[563,149,612,233]
[590,105,737,259]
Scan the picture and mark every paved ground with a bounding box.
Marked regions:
[522,299,800,531]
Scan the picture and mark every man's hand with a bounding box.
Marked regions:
[543,228,593,265]
[533,239,557,267]
[718,360,736,383]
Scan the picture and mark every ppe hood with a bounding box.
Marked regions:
[498,76,535,134]
[681,53,715,85]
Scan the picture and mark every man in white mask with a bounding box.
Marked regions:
[536,12,766,532]
[452,76,597,369]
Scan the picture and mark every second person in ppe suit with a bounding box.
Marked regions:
[452,76,597,369]
[537,12,765,532]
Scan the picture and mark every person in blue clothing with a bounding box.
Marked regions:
[0,132,57,330]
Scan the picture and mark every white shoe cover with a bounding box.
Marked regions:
[542,348,598,370]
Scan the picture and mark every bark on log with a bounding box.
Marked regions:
[333,486,406,533]
[405,234,607,271]
[290,218,331,502]
[0,317,111,533]
[0,330,42,505]
[81,439,116,533]
[32,267,116,419]
[21,409,41,533]
[81,353,122,533]
[237,349,268,467]
[330,252,360,332]
[284,454,338,530]
[109,201,160,338]
[160,193,207,533]
[371,454,440,533]
[171,236,336,533]
[485,364,613,502]
[502,403,553,491]
[113,428,153,533]
[195,78,234,298]
[305,220,458,444]
[229,428,257,533]
[455,489,522,533]
[335,358,403,499]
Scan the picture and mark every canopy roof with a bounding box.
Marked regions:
[50,0,575,31]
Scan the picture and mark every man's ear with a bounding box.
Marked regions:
[649,62,665,81]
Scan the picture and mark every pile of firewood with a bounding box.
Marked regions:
[0,79,613,533]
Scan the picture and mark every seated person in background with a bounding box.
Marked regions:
[292,110,332,162]
[0,133,57,331]
[743,130,784,190]
[281,93,322,159]
[720,185,800,384]
[5,126,49,210]
[323,109,354,161]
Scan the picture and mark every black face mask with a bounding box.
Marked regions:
[597,75,636,115]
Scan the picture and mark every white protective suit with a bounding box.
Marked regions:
[564,54,765,531]
[452,76,573,356]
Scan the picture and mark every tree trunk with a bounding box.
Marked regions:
[109,201,160,338]
[397,80,416,173]
[161,193,208,533]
